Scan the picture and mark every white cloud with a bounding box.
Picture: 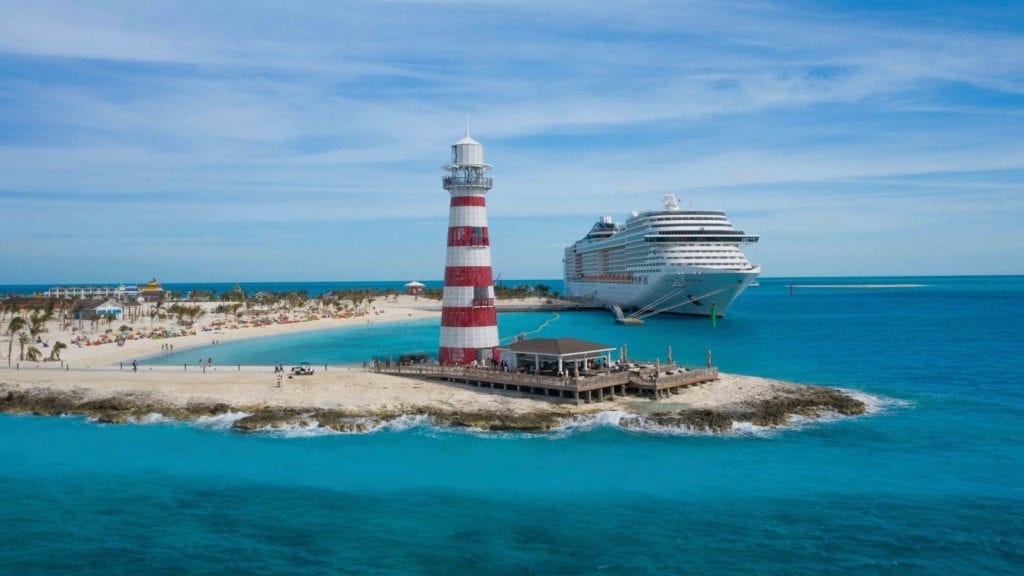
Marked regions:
[0,0,1022,280]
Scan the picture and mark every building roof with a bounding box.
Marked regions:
[500,337,615,356]
[73,298,122,312]
[2,296,67,310]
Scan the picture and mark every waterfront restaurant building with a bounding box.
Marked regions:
[73,299,124,320]
[497,338,617,376]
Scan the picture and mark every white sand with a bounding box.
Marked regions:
[4,294,439,368]
[0,363,799,416]
[2,294,811,415]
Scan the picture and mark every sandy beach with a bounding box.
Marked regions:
[0,363,801,414]
[0,362,866,432]
[3,294,580,369]
[1,294,866,432]
[10,294,440,368]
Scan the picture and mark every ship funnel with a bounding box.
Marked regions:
[663,192,680,211]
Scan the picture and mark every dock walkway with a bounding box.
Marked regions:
[373,363,718,404]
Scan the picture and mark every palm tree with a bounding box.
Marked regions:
[0,300,11,324]
[18,332,30,361]
[25,345,42,362]
[48,341,67,361]
[6,316,26,367]
[29,310,51,342]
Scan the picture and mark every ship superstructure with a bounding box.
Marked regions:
[563,193,759,318]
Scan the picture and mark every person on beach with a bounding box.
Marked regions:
[132,360,137,372]
[276,372,283,387]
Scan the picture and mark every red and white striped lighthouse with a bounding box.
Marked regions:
[438,126,499,366]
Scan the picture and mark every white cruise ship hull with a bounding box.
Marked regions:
[564,265,760,317]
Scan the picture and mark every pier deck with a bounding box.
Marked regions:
[373,363,718,404]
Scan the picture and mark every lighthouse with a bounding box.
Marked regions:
[438,126,500,366]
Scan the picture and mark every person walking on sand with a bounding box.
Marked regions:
[276,372,283,388]
[132,359,137,372]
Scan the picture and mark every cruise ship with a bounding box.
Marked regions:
[563,193,760,319]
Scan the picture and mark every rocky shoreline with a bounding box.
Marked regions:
[0,382,866,434]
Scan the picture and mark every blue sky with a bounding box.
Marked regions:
[1,1,1022,283]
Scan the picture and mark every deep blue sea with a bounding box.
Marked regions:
[2,277,1023,575]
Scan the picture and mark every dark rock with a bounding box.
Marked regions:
[0,380,867,435]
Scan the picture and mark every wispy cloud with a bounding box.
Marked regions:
[1,1,1022,281]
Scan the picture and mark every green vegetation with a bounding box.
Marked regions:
[48,341,67,362]
[5,317,26,367]
[494,283,558,299]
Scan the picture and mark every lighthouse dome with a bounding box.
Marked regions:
[451,135,485,166]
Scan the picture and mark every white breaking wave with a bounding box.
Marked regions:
[254,420,339,438]
[553,411,713,437]
[373,414,434,433]
[840,389,912,415]
[549,388,895,438]
[728,421,776,437]
[84,388,899,438]
[253,414,437,438]
[129,412,174,425]
[552,410,633,436]
[194,411,252,430]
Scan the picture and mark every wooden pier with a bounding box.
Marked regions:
[373,363,718,405]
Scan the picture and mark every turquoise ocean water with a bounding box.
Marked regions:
[2,277,1022,574]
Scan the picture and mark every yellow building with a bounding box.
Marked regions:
[140,278,165,302]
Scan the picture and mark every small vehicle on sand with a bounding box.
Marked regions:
[290,362,314,376]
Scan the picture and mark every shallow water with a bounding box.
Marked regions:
[3,276,1023,574]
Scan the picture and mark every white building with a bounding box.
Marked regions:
[73,299,124,320]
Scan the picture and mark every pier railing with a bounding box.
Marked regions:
[373,363,718,391]
[374,363,610,389]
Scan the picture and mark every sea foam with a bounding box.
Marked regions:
[252,414,438,438]
[194,411,252,430]
[549,388,896,438]
[129,412,174,425]
[840,388,912,414]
